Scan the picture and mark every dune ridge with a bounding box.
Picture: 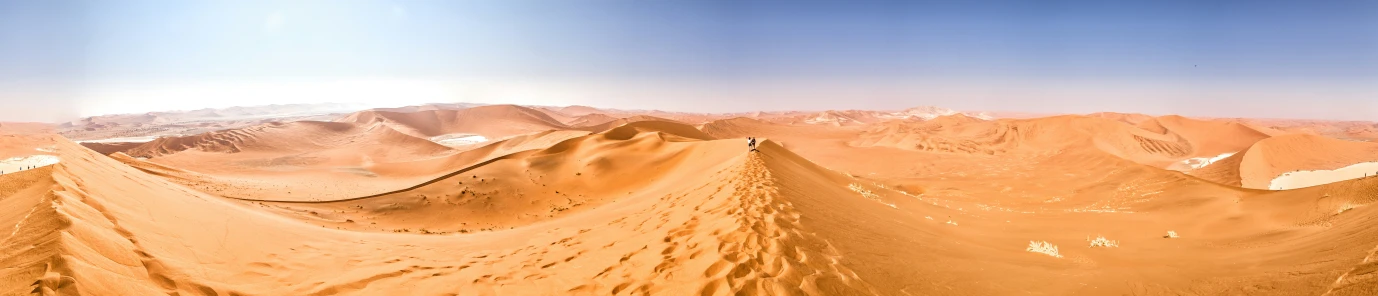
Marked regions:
[1,126,898,295]
[338,104,569,139]
[851,114,1280,168]
[5,104,1378,295]
[1193,133,1378,189]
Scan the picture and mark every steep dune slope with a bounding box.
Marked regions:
[6,126,1378,294]
[0,127,888,295]
[77,142,144,155]
[338,104,569,139]
[479,130,593,155]
[572,115,684,134]
[124,121,453,161]
[250,122,732,233]
[1137,115,1281,158]
[564,113,620,127]
[108,121,457,201]
[119,122,698,203]
[1193,134,1378,189]
[852,115,1183,162]
[1087,112,1154,125]
[699,117,795,138]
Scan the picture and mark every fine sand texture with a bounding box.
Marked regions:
[3,108,1378,295]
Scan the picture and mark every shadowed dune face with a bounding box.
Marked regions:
[4,107,1378,295]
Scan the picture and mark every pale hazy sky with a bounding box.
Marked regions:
[2,0,1376,122]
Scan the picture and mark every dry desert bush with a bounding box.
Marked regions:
[1087,235,1119,248]
[1027,241,1063,258]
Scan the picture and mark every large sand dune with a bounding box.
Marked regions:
[104,121,459,201]
[1193,133,1378,189]
[851,114,1280,168]
[338,104,571,140]
[0,122,56,135]
[4,106,1378,295]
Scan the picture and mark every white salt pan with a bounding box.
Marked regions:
[1176,152,1236,170]
[429,134,489,147]
[77,136,161,143]
[1269,161,1378,190]
[0,155,61,175]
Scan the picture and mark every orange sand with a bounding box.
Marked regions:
[2,107,1378,295]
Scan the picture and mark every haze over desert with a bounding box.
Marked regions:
[5,1,1378,295]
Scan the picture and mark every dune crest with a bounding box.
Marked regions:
[2,129,897,295]
[5,104,1378,294]
[1193,133,1378,189]
[851,115,1279,168]
[338,104,569,139]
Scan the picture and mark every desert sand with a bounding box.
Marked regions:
[1270,162,1378,190]
[3,104,1378,295]
[1193,134,1378,189]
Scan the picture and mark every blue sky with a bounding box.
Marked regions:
[1,0,1376,121]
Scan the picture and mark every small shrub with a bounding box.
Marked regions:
[1087,235,1119,248]
[1027,241,1062,258]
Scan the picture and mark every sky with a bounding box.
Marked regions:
[1,0,1376,122]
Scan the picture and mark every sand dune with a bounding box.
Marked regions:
[779,107,984,126]
[55,103,364,144]
[367,103,483,114]
[564,113,621,127]
[1134,115,1282,158]
[76,142,152,156]
[1240,118,1378,142]
[531,105,607,123]
[3,125,888,295]
[339,104,569,140]
[0,122,56,135]
[850,114,1281,168]
[567,114,678,132]
[0,134,57,159]
[852,115,1177,159]
[126,121,452,160]
[1087,112,1155,125]
[0,155,59,175]
[1193,133,1378,189]
[4,122,1378,295]
[555,105,605,117]
[5,104,1378,295]
[116,126,598,202]
[1271,162,1378,190]
[108,121,458,201]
